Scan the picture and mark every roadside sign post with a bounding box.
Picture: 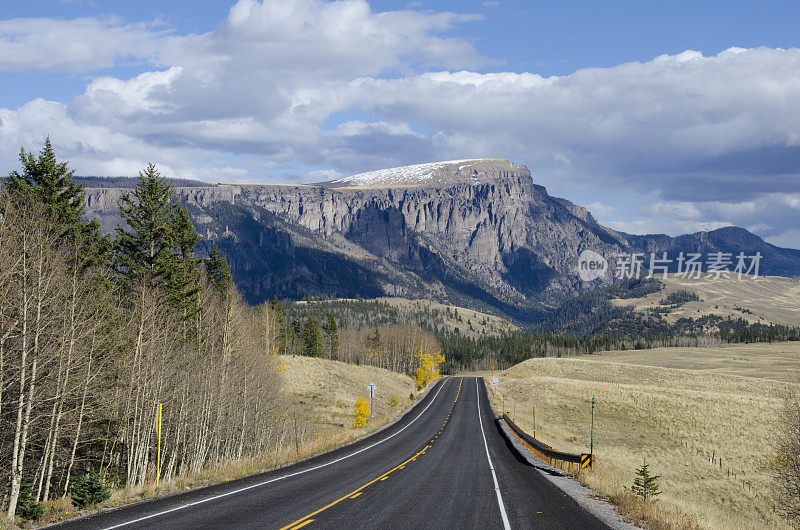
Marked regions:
[156,403,162,488]
[368,383,377,418]
[533,404,536,439]
[590,396,595,467]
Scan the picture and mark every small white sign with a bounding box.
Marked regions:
[492,377,499,386]
[367,382,377,398]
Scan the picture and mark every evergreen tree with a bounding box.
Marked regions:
[302,315,323,357]
[368,326,381,348]
[632,459,661,503]
[288,318,302,355]
[269,296,287,354]
[114,164,177,289]
[322,314,339,361]
[5,137,110,266]
[204,245,233,293]
[5,137,85,226]
[167,206,202,334]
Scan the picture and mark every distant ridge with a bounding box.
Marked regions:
[76,176,212,188]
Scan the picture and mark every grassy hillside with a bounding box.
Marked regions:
[484,343,798,529]
[593,341,800,383]
[290,297,517,337]
[280,354,418,447]
[611,274,800,326]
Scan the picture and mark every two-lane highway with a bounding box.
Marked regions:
[55,378,608,529]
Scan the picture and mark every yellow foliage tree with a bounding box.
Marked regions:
[413,343,445,388]
[353,397,370,428]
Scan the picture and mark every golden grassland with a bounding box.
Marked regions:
[30,356,419,529]
[611,274,800,326]
[593,342,800,383]
[279,354,417,435]
[483,342,799,529]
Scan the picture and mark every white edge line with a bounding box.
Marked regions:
[476,377,512,530]
[101,378,452,529]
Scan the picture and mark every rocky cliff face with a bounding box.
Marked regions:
[83,159,800,321]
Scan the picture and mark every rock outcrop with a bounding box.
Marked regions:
[82,159,800,320]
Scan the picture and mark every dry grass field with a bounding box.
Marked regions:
[484,342,799,529]
[280,354,418,442]
[594,342,800,383]
[611,274,800,326]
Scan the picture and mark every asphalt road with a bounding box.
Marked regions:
[54,377,608,529]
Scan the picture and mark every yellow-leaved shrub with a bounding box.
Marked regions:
[353,397,370,428]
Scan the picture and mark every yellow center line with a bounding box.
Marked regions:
[280,378,464,530]
[278,445,430,530]
[285,519,315,530]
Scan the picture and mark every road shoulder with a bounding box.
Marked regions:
[497,420,640,530]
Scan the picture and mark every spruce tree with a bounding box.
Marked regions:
[5,137,85,226]
[204,245,232,292]
[302,315,323,357]
[114,164,177,289]
[5,137,109,266]
[288,318,302,355]
[322,314,339,360]
[167,206,202,334]
[632,459,661,503]
[269,296,287,354]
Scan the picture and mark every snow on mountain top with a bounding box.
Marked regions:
[331,159,489,187]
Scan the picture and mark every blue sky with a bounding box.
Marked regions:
[1,1,800,247]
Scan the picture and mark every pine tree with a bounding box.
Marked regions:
[322,314,339,361]
[269,296,287,354]
[167,206,202,335]
[5,137,85,226]
[204,245,232,293]
[368,326,381,348]
[632,459,661,503]
[288,318,302,355]
[302,315,323,357]
[114,164,177,289]
[5,137,110,266]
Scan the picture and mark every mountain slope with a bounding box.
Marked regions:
[82,159,800,320]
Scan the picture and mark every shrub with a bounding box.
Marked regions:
[353,397,369,428]
[18,499,44,521]
[387,394,399,408]
[632,459,660,503]
[71,473,111,508]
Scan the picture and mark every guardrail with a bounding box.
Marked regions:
[501,414,592,473]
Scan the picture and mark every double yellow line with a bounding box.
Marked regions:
[280,378,463,530]
[280,445,431,530]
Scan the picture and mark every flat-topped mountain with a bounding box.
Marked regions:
[321,158,529,188]
[81,160,800,321]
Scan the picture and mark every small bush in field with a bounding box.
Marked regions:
[71,473,111,508]
[18,499,44,521]
[353,397,369,427]
[387,394,400,408]
[632,459,660,503]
